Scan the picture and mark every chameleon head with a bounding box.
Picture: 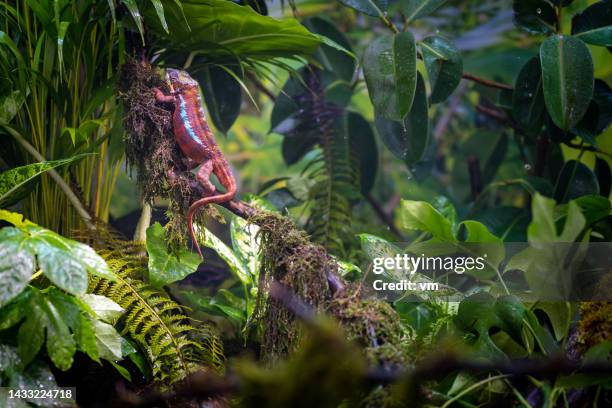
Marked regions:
[165,68,199,93]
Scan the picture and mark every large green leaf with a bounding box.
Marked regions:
[420,36,462,104]
[195,64,242,134]
[230,215,260,284]
[540,35,594,131]
[200,224,251,284]
[347,112,378,194]
[399,199,455,242]
[401,0,447,22]
[336,0,387,16]
[17,288,76,370]
[553,160,600,203]
[375,74,429,165]
[0,211,115,295]
[0,242,34,308]
[363,31,417,121]
[512,0,557,34]
[512,57,545,134]
[146,222,201,287]
[0,154,91,208]
[456,293,558,360]
[145,0,320,59]
[303,17,355,83]
[528,193,586,243]
[572,0,612,47]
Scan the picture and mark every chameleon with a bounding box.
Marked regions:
[154,68,237,258]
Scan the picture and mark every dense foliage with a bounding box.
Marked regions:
[0,0,611,407]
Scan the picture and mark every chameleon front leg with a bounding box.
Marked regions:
[153,88,176,103]
[195,160,216,195]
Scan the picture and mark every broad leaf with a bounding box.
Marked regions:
[337,0,387,16]
[347,112,378,194]
[146,222,201,287]
[303,17,355,83]
[145,0,320,59]
[230,216,261,283]
[375,74,429,165]
[456,293,558,360]
[0,90,25,124]
[540,35,594,130]
[512,57,545,134]
[363,31,417,121]
[196,64,242,133]
[399,199,455,242]
[17,288,76,370]
[462,221,505,270]
[0,154,91,208]
[401,0,447,22]
[572,0,612,47]
[421,36,462,104]
[0,243,34,307]
[553,160,600,203]
[528,193,586,243]
[512,0,556,34]
[0,211,115,295]
[200,224,251,284]
[80,294,125,324]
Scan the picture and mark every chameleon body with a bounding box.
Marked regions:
[154,68,237,258]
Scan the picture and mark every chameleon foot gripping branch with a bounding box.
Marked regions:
[154,68,237,257]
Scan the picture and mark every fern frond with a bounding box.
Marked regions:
[88,244,224,385]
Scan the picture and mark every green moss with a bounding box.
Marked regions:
[577,301,612,354]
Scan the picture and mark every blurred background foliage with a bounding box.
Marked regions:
[1,0,612,406]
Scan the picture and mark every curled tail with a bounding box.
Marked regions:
[187,185,237,258]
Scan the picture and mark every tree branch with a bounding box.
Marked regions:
[462,73,513,91]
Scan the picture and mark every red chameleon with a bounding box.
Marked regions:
[154,68,237,258]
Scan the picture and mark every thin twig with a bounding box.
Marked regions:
[463,73,513,91]
[366,193,403,239]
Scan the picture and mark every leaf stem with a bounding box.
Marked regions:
[462,73,513,90]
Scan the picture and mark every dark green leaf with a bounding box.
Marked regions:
[363,31,417,121]
[146,222,201,287]
[121,0,145,42]
[572,0,612,46]
[303,17,355,82]
[337,0,387,16]
[593,79,612,134]
[456,293,558,359]
[512,57,545,134]
[553,160,600,203]
[196,64,242,133]
[512,0,557,34]
[0,154,92,208]
[347,112,378,194]
[17,288,76,370]
[421,36,462,104]
[540,35,594,131]
[0,90,25,124]
[375,74,429,165]
[145,0,320,60]
[563,194,611,226]
[595,158,611,197]
[401,0,447,22]
[281,135,317,165]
